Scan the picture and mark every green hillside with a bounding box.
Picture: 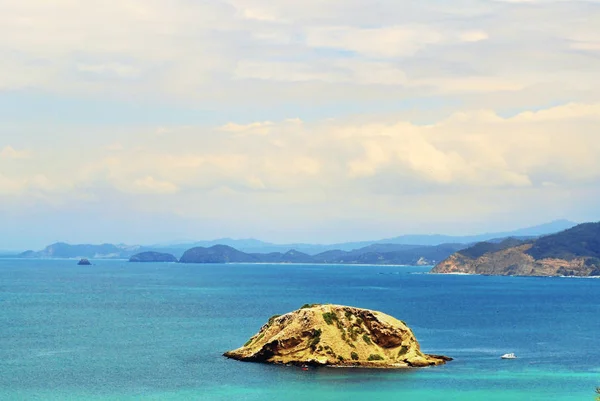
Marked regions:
[526,222,600,261]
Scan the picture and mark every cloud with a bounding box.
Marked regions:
[305,25,492,58]
[105,142,124,151]
[0,174,22,194]
[77,63,140,79]
[305,25,444,58]
[510,103,600,121]
[0,0,596,106]
[571,41,600,51]
[0,146,31,159]
[220,121,275,133]
[132,176,179,194]
[4,102,599,203]
[459,30,489,42]
[239,7,279,21]
[0,172,62,196]
[234,59,409,86]
[1,101,599,244]
[1,0,600,243]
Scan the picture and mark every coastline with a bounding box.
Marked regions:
[0,257,424,267]
[431,271,600,279]
[224,262,419,267]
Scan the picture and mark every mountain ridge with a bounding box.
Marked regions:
[159,219,575,254]
[14,220,576,259]
[431,222,600,276]
[177,243,465,265]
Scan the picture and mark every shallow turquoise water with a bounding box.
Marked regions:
[0,259,598,400]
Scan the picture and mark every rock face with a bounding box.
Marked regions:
[432,223,600,276]
[224,304,451,368]
[129,251,177,263]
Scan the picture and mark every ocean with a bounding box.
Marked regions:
[0,259,598,400]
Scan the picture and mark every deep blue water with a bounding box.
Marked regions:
[0,259,598,400]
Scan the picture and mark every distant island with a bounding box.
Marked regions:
[224,304,451,368]
[18,242,467,266]
[177,243,464,265]
[431,222,600,276]
[13,219,592,268]
[129,252,177,263]
[13,220,574,262]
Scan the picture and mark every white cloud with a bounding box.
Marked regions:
[105,142,124,151]
[5,102,599,201]
[305,25,443,58]
[0,0,597,105]
[240,7,279,22]
[234,61,335,83]
[77,63,140,78]
[416,76,524,93]
[1,0,600,241]
[0,174,22,194]
[28,174,56,191]
[220,121,275,135]
[571,42,600,51]
[132,176,179,194]
[0,146,31,159]
[459,30,489,42]
[235,59,409,85]
[510,103,600,121]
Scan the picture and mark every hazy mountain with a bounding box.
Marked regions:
[153,219,576,254]
[19,242,142,259]
[361,219,577,248]
[13,220,576,260]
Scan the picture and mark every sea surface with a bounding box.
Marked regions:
[0,259,598,400]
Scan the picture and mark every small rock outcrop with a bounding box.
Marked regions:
[77,258,91,265]
[129,251,178,263]
[224,304,451,368]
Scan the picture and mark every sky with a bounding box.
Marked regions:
[1,0,600,250]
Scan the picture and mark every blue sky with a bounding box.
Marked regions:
[1,0,600,250]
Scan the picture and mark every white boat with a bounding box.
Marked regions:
[501,353,517,359]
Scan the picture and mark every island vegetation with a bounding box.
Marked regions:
[432,222,600,276]
[224,304,452,368]
[129,252,178,263]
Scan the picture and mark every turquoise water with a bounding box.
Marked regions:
[0,259,598,400]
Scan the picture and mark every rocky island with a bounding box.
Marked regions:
[432,222,600,276]
[129,251,178,263]
[224,304,451,368]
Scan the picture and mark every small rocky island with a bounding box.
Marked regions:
[77,258,91,265]
[224,304,451,368]
[129,251,178,263]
